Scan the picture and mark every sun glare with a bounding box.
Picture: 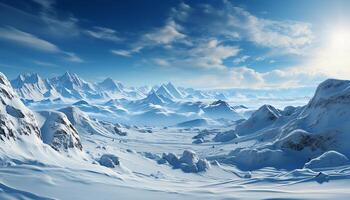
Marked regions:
[329,28,350,50]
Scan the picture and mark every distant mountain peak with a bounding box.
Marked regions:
[12,73,43,87]
[164,82,184,99]
[143,90,165,105]
[156,84,175,99]
[98,77,123,92]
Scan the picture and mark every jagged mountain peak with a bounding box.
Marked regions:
[165,82,184,99]
[253,104,281,120]
[98,77,123,92]
[210,100,229,106]
[156,84,175,99]
[144,90,165,105]
[11,73,44,88]
[58,71,83,86]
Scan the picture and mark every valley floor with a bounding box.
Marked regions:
[1,127,350,200]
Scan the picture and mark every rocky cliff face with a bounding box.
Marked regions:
[37,111,83,151]
[0,72,41,140]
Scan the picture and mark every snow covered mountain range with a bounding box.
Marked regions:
[10,72,211,101]
[10,72,312,107]
[1,71,350,199]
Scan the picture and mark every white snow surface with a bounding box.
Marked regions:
[1,74,350,199]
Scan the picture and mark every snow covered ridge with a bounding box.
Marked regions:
[214,78,350,170]
[10,72,312,105]
[0,72,82,154]
[10,72,210,101]
[0,72,41,140]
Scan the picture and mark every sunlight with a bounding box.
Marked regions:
[329,27,350,50]
[303,26,350,79]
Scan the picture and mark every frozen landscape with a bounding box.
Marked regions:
[2,0,350,199]
[0,71,350,199]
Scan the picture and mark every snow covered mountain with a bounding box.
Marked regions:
[97,78,124,93]
[10,72,242,104]
[0,72,41,140]
[11,73,60,101]
[0,72,83,157]
[165,82,184,99]
[50,72,104,99]
[215,79,350,170]
[202,100,242,120]
[155,84,176,100]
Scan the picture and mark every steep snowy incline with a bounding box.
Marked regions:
[0,72,41,140]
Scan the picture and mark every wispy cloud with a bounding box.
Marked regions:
[63,52,84,63]
[31,0,55,9]
[203,2,313,55]
[183,39,240,69]
[232,7,313,54]
[33,60,57,67]
[110,47,142,57]
[85,26,122,42]
[111,49,132,57]
[184,66,323,89]
[0,26,59,52]
[0,26,83,62]
[233,55,250,65]
[144,20,186,45]
[152,58,170,67]
[31,0,81,37]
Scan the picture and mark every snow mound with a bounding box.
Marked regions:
[275,129,332,153]
[98,154,120,168]
[179,150,199,165]
[213,130,237,142]
[222,149,287,170]
[162,150,210,173]
[37,111,82,151]
[304,151,350,169]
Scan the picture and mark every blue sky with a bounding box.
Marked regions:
[1,0,350,89]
